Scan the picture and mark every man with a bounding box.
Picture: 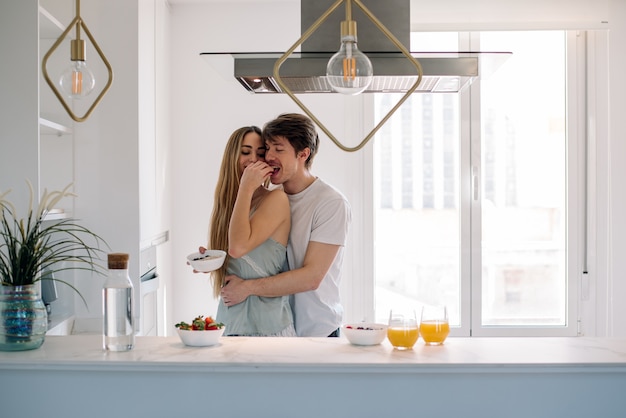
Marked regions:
[220,113,351,337]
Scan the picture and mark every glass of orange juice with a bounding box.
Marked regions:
[420,305,450,345]
[387,310,419,350]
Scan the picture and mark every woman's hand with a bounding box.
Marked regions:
[239,161,274,192]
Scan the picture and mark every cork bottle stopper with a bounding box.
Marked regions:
[108,253,129,270]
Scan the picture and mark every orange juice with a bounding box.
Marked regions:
[419,320,450,345]
[387,326,419,349]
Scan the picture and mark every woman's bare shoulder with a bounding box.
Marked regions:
[254,187,288,214]
[263,187,288,205]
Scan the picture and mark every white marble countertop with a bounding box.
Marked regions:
[3,336,626,418]
[2,335,626,373]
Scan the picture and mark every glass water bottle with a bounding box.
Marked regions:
[103,253,135,351]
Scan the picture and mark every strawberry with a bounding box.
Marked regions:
[192,316,205,330]
[177,315,224,331]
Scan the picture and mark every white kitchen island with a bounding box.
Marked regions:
[1,335,626,418]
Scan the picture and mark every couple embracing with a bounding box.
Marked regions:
[203,113,351,338]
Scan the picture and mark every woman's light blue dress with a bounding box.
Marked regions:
[216,238,295,336]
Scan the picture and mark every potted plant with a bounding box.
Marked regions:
[0,181,108,351]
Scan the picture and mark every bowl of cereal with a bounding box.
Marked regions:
[187,250,226,272]
[342,323,388,346]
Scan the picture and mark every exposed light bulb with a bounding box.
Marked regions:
[59,38,95,99]
[326,21,373,95]
[60,60,95,99]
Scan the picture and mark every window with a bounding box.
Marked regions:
[372,31,581,336]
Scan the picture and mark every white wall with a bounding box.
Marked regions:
[168,0,372,333]
[0,1,42,213]
[167,0,626,336]
[410,0,609,30]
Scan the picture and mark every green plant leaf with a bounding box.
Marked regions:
[0,181,110,306]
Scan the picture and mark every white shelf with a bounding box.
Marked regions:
[39,6,66,39]
[43,208,70,221]
[39,117,72,136]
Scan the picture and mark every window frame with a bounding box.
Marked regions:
[468,30,583,337]
[360,30,588,337]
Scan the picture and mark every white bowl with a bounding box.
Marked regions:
[187,250,226,272]
[342,323,388,346]
[176,327,225,347]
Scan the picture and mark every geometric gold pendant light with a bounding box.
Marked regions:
[42,0,113,123]
[273,0,422,152]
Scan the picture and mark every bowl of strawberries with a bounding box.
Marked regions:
[175,315,225,347]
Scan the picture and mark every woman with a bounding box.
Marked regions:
[207,126,294,336]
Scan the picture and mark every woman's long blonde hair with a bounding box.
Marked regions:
[209,126,262,298]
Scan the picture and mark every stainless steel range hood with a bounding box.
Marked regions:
[201,51,510,94]
[201,0,510,94]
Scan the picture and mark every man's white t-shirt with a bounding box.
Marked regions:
[287,178,351,337]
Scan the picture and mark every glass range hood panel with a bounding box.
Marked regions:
[200,52,511,94]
